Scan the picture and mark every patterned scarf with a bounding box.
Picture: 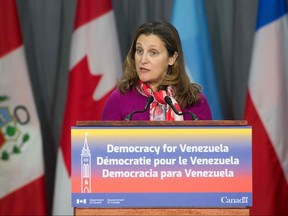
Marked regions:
[138,81,184,121]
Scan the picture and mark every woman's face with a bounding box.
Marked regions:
[135,34,177,91]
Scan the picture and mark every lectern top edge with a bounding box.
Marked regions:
[76,120,248,127]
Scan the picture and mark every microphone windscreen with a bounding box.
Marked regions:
[164,96,171,104]
[148,95,154,103]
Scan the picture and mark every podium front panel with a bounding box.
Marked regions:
[71,123,252,209]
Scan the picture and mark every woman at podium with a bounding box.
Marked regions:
[102,20,212,121]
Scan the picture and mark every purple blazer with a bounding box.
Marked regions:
[101,87,212,121]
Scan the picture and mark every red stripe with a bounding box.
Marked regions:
[74,0,112,30]
[0,176,47,215]
[0,0,22,58]
[244,92,288,215]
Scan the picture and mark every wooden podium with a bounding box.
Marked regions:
[74,120,250,216]
[74,207,249,215]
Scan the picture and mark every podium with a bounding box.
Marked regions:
[73,120,251,216]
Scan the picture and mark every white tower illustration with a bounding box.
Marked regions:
[81,132,91,193]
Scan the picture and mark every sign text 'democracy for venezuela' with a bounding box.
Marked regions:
[71,126,252,208]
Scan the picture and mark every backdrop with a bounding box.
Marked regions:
[15,0,265,213]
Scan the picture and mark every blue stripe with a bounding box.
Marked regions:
[257,0,287,30]
[171,0,223,119]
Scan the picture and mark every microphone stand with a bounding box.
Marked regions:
[125,96,154,121]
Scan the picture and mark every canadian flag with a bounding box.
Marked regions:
[0,0,47,215]
[244,0,288,215]
[52,0,122,214]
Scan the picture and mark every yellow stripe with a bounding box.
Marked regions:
[72,127,251,139]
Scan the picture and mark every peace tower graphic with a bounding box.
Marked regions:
[81,132,91,193]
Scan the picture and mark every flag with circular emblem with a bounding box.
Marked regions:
[0,0,47,215]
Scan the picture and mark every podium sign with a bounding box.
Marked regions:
[71,125,252,208]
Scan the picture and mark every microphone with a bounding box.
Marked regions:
[125,95,154,121]
[164,96,199,120]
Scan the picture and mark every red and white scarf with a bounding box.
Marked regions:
[138,81,184,121]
